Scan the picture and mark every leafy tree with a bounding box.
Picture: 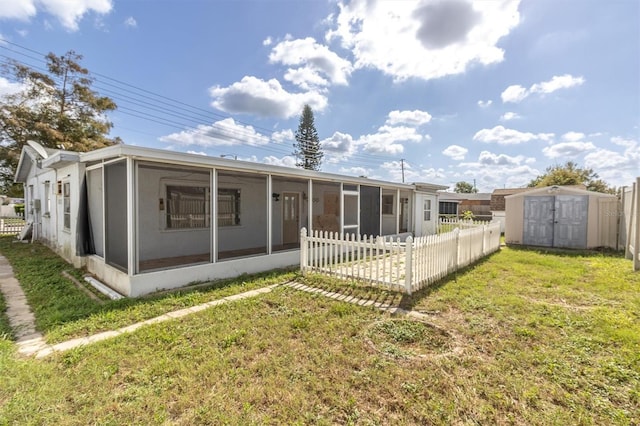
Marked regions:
[293,104,322,171]
[454,181,477,193]
[0,50,119,195]
[527,161,614,193]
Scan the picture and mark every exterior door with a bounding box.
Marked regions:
[523,195,589,248]
[553,195,588,248]
[399,197,409,233]
[523,196,554,247]
[282,192,299,245]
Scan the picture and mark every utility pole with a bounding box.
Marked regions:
[401,159,405,183]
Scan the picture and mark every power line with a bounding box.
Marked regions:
[0,39,409,172]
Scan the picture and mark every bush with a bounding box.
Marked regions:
[13,204,24,216]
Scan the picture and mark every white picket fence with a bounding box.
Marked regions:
[300,221,501,294]
[0,218,25,236]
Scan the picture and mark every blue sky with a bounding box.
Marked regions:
[1,0,638,191]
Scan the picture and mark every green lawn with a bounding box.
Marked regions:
[0,239,638,424]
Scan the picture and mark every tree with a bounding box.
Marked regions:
[0,50,119,195]
[454,181,477,193]
[527,161,614,193]
[293,104,322,171]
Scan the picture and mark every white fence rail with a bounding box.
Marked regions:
[300,221,501,294]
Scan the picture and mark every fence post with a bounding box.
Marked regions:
[404,235,413,294]
[300,227,308,275]
[482,224,487,256]
[454,228,460,268]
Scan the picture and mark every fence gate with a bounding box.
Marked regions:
[523,195,588,249]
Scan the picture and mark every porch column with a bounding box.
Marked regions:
[340,183,344,234]
[211,168,217,263]
[267,174,272,255]
[379,188,383,236]
[126,157,136,275]
[396,188,400,234]
[308,179,313,233]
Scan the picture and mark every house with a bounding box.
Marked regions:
[438,192,492,220]
[15,143,447,297]
[504,185,619,249]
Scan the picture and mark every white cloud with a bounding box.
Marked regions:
[530,74,585,94]
[187,150,207,156]
[500,112,520,121]
[271,129,294,143]
[327,0,521,81]
[457,160,540,191]
[340,166,371,177]
[261,155,297,168]
[477,99,492,108]
[283,67,329,90]
[442,144,468,160]
[381,161,446,183]
[501,85,528,103]
[584,137,639,178]
[386,110,432,126]
[262,36,273,46]
[209,76,327,119]
[473,125,554,145]
[269,37,353,86]
[0,1,37,20]
[0,77,24,96]
[477,150,530,166]
[542,141,595,159]
[159,118,269,147]
[322,131,357,161]
[0,0,113,31]
[124,16,136,28]
[502,74,585,103]
[561,131,585,142]
[357,125,424,154]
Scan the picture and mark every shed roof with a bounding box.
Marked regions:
[505,185,616,199]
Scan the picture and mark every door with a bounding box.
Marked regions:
[523,195,589,248]
[282,192,299,245]
[359,185,380,236]
[553,195,588,248]
[399,197,409,233]
[523,196,554,247]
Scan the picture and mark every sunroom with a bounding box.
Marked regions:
[80,146,419,296]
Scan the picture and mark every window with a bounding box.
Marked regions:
[166,185,210,229]
[423,199,432,222]
[43,181,50,216]
[382,194,394,215]
[218,188,240,227]
[63,182,71,229]
[439,201,457,216]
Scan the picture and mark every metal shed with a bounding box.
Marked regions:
[504,186,619,249]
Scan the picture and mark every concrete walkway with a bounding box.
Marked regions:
[0,254,44,345]
[18,284,280,359]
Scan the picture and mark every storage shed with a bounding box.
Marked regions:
[505,186,619,249]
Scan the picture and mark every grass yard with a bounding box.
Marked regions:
[0,239,638,424]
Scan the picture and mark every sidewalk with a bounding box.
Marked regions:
[0,254,43,344]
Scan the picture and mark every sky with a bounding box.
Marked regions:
[0,0,638,192]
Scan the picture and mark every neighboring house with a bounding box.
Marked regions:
[505,185,618,249]
[438,192,492,220]
[15,143,447,297]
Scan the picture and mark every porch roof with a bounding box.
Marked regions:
[80,144,426,190]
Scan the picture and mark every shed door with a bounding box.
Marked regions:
[523,196,554,247]
[553,195,588,248]
[523,195,589,249]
